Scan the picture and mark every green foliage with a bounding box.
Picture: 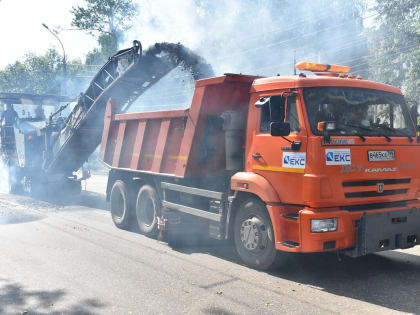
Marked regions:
[368,0,420,102]
[0,49,62,94]
[71,0,138,53]
[0,50,90,97]
[0,0,140,97]
[85,33,118,66]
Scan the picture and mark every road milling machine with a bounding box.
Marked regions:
[0,41,204,196]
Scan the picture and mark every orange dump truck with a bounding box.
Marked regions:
[99,62,420,270]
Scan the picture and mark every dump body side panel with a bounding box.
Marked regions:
[100,74,257,178]
[101,102,187,176]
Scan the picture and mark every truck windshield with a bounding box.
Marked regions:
[303,87,415,137]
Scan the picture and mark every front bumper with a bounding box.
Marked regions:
[268,200,420,254]
[343,207,420,257]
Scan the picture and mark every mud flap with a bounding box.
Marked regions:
[344,208,420,257]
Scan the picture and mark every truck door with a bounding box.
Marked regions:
[249,93,308,204]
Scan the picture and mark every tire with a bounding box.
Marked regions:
[135,184,161,237]
[233,197,279,270]
[110,180,132,229]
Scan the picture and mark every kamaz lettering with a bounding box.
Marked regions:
[364,167,397,173]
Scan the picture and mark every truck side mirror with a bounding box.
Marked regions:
[270,122,290,137]
[254,97,270,108]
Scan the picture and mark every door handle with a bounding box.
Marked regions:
[252,153,262,159]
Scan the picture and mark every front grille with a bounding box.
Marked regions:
[343,178,410,187]
[345,189,407,198]
[340,200,407,211]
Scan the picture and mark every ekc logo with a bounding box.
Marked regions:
[282,152,306,169]
[325,149,351,165]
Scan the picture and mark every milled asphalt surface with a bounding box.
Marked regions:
[1,175,420,314]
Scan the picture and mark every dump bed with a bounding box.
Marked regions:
[99,74,258,178]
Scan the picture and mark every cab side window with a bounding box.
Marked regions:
[260,95,285,132]
[286,95,300,132]
[260,95,300,132]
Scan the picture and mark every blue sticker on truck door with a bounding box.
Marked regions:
[326,148,351,165]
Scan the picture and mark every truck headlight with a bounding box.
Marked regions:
[311,218,337,233]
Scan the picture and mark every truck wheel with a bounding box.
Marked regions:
[233,198,279,270]
[110,180,131,229]
[135,185,160,237]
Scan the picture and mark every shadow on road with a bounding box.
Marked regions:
[0,278,105,314]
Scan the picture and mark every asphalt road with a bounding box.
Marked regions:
[1,175,420,314]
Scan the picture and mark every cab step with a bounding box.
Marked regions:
[280,240,300,248]
[283,213,298,221]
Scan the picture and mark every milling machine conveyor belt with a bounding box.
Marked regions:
[45,40,180,175]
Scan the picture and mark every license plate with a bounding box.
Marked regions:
[368,150,395,161]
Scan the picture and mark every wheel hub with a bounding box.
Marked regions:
[240,216,267,251]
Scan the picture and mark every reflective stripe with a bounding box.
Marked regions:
[168,155,187,161]
[252,164,305,173]
[144,154,187,160]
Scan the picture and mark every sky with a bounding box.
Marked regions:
[0,0,97,70]
[0,0,378,72]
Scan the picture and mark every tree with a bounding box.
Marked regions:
[71,0,138,54]
[84,33,118,67]
[0,49,62,94]
[0,1,139,97]
[0,49,87,97]
[368,0,420,102]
